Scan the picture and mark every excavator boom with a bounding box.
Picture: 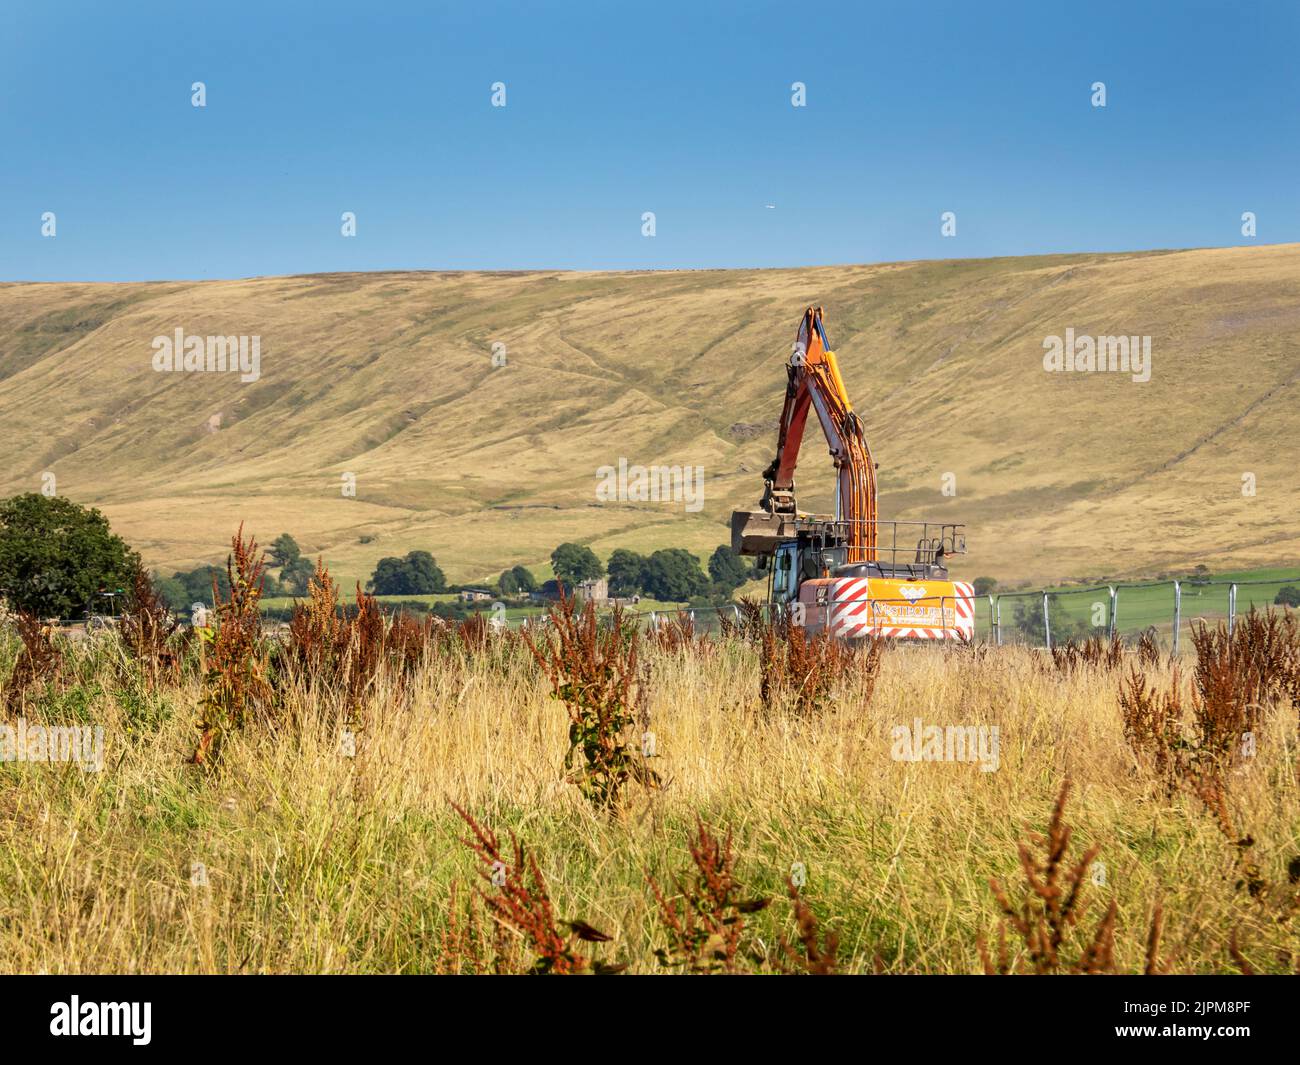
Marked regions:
[760,307,877,562]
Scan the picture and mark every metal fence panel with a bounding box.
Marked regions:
[500,575,1299,650]
[1175,580,1233,649]
[1108,582,1177,649]
[989,590,1046,647]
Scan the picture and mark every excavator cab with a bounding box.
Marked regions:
[771,539,839,602]
[732,307,974,641]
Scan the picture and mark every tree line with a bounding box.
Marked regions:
[547,541,755,604]
[0,494,759,618]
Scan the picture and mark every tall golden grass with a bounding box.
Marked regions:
[1,578,1297,973]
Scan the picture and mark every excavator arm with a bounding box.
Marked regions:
[759,307,877,562]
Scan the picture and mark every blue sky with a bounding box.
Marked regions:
[2,0,1297,280]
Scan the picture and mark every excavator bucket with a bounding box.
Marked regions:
[731,509,795,556]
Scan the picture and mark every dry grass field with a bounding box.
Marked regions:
[2,572,1297,974]
[2,243,1298,589]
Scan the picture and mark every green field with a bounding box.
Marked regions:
[971,565,1300,645]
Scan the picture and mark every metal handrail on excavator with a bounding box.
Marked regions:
[731,511,965,570]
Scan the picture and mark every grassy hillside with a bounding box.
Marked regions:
[2,244,1298,587]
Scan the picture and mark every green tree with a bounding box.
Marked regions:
[405,551,447,593]
[0,494,140,618]
[972,576,998,597]
[154,573,189,615]
[498,569,520,595]
[1275,585,1300,608]
[370,557,409,595]
[175,565,231,607]
[707,545,751,594]
[280,556,316,596]
[156,565,238,615]
[269,533,301,568]
[642,549,708,602]
[551,542,603,585]
[510,564,537,594]
[607,549,649,596]
[370,551,446,595]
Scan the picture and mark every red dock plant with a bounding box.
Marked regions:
[778,879,841,975]
[759,612,881,717]
[118,562,190,688]
[649,818,771,973]
[3,612,64,715]
[284,560,435,730]
[981,781,1120,974]
[451,802,622,974]
[285,558,344,683]
[522,590,658,810]
[192,525,273,765]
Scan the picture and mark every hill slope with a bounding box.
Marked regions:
[2,244,1298,588]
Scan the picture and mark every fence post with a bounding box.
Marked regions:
[1228,583,1237,636]
[990,595,999,645]
[1108,586,1117,639]
[1172,580,1181,657]
[1042,592,1051,651]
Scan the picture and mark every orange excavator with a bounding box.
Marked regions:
[731,307,974,639]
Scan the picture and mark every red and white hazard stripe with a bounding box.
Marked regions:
[826,579,976,641]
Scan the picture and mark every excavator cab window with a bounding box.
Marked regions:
[772,542,799,604]
[800,548,820,582]
[819,545,847,572]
